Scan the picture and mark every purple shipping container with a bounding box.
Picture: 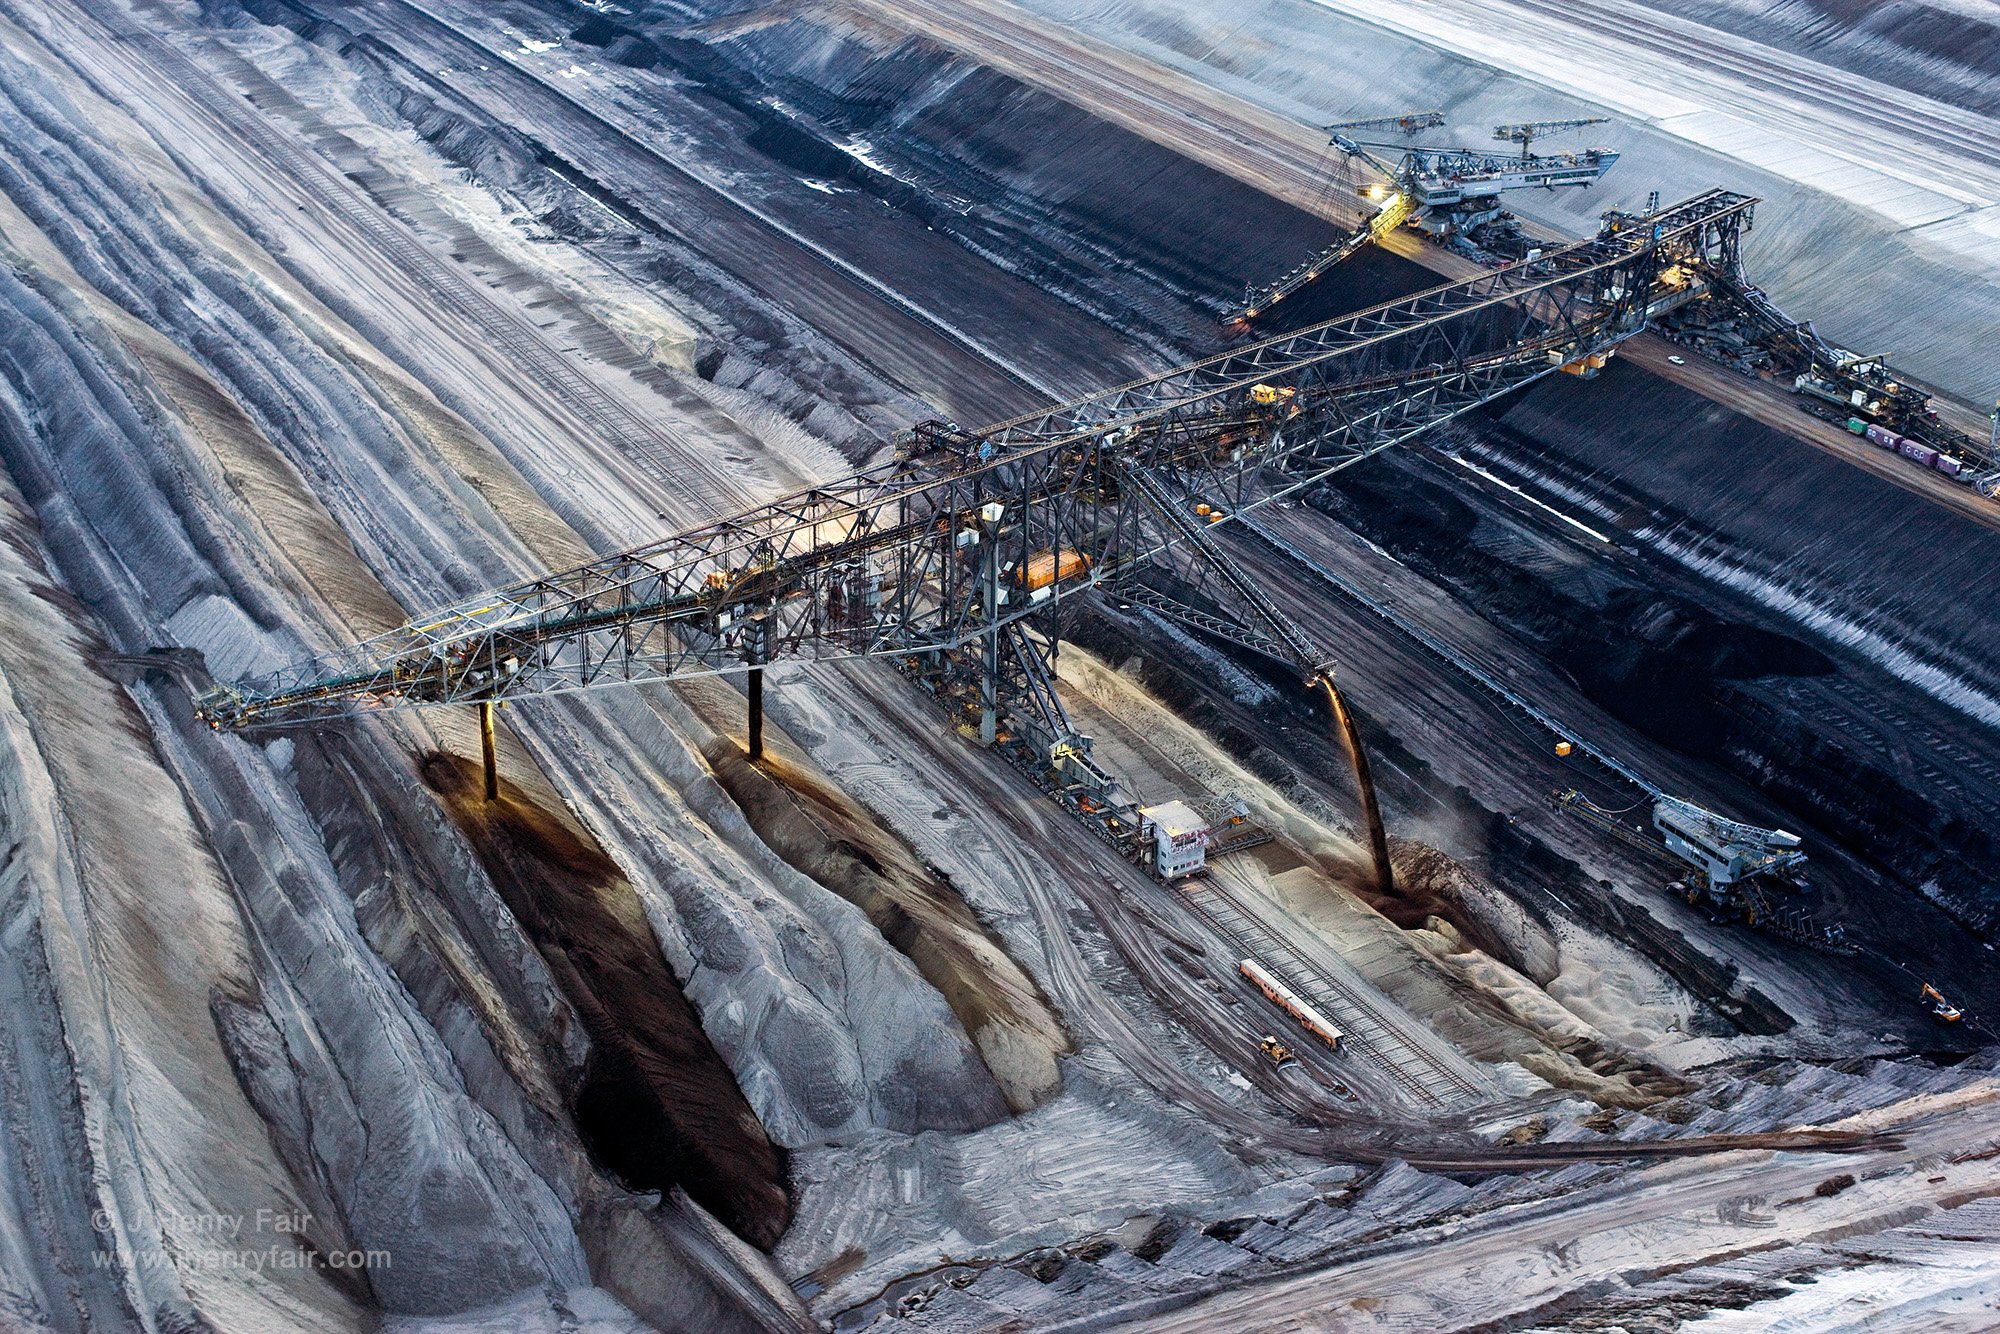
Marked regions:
[1899,439,1938,466]
[1934,455,1964,478]
[1864,424,1899,449]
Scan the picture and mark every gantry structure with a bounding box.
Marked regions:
[199,191,1752,858]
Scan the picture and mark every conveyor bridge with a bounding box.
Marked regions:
[194,188,1749,889]
[200,192,1752,741]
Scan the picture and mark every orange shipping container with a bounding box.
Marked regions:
[1020,548,1092,591]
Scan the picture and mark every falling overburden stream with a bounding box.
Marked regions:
[1322,677,1395,899]
[0,0,1996,1327]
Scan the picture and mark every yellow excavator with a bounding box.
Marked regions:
[1921,983,1963,1023]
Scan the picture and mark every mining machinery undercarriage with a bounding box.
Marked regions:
[1551,788,1856,954]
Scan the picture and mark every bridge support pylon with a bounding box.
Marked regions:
[478,700,499,802]
[979,502,1004,746]
[746,617,768,762]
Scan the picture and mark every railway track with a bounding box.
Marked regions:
[77,2,1498,1133]
[1462,0,2000,186]
[88,12,749,520]
[13,3,1926,1280]
[1174,878,1484,1109]
[825,664,1369,1153]
[353,0,1069,411]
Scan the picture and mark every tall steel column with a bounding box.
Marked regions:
[478,700,498,802]
[746,616,766,762]
[979,501,1004,746]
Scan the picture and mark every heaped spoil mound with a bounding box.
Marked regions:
[420,752,789,1249]
[1388,841,1560,985]
[703,739,1069,1113]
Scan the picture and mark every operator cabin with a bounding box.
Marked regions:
[1141,801,1210,879]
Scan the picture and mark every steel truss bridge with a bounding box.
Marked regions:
[200,191,1753,844]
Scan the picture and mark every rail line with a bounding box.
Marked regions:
[82,7,1494,1130]
[88,12,748,519]
[1175,878,1484,1108]
[145,0,1658,1118]
[36,0,1933,1237]
[1238,512,1656,798]
[360,0,1068,407]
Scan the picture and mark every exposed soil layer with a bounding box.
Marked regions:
[702,736,1070,1112]
[1641,0,2000,114]
[420,751,790,1249]
[627,0,1998,967]
[592,1,1431,347]
[1062,630,1697,1107]
[1305,446,1836,760]
[1391,842,1552,979]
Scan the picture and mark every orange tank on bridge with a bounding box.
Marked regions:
[1019,548,1091,592]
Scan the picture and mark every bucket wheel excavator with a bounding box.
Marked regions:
[1229,115,1618,326]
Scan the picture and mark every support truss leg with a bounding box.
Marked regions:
[979,639,998,746]
[478,700,499,803]
[981,521,1001,746]
[744,616,770,762]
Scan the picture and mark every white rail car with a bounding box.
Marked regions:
[1239,958,1342,1050]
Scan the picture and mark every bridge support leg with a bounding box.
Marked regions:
[1320,680,1394,897]
[478,700,499,803]
[979,638,998,746]
[745,617,767,762]
[980,511,1001,747]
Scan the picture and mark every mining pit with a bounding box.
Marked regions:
[0,0,1995,1329]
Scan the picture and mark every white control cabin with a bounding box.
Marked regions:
[1140,801,1210,879]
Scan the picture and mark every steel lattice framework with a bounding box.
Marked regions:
[198,191,1753,735]
[1229,122,1626,323]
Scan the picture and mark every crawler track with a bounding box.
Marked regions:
[83,11,751,520]
[346,0,1067,417]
